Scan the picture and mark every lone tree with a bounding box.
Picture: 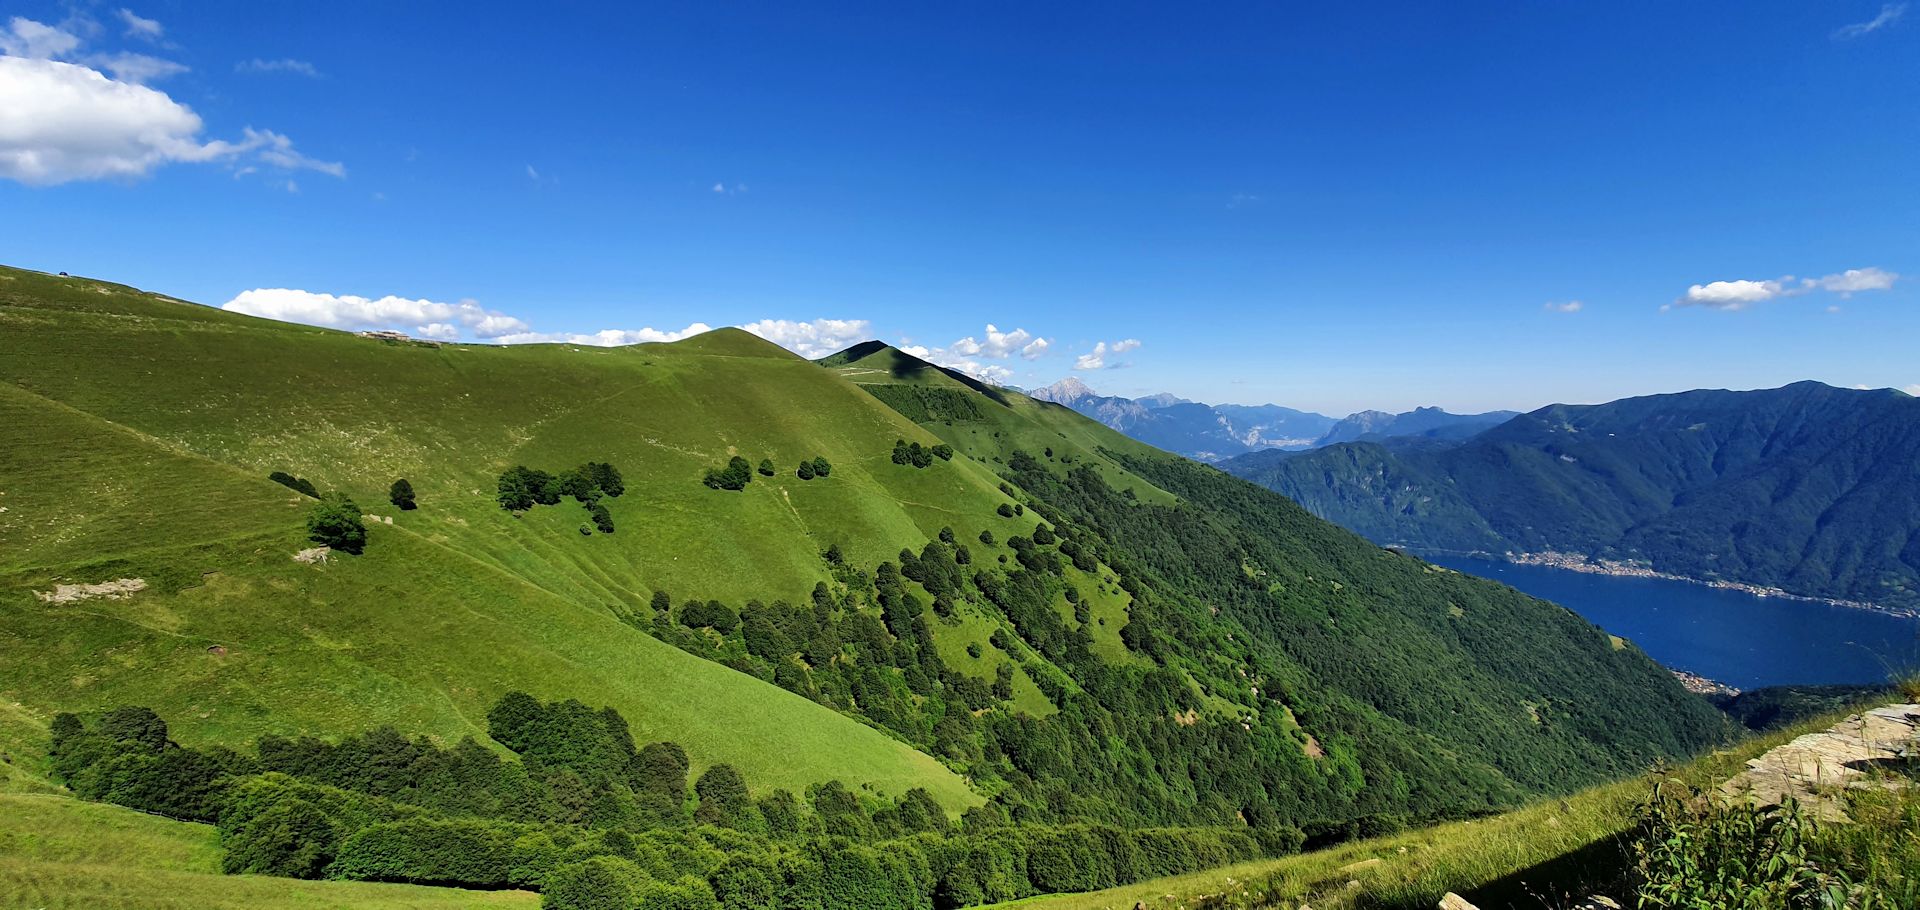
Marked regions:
[388,478,416,511]
[810,456,831,477]
[796,460,815,480]
[307,493,367,554]
[588,501,615,534]
[757,458,775,477]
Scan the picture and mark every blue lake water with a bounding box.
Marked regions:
[1424,555,1920,690]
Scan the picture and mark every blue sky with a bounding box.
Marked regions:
[2,2,1914,414]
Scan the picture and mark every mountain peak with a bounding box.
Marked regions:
[1032,376,1100,404]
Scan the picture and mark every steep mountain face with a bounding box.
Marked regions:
[1315,406,1519,446]
[1030,379,1335,461]
[1226,382,1920,610]
[0,264,1727,847]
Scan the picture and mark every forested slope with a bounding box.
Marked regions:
[1226,382,1920,609]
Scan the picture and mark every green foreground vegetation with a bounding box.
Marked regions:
[994,691,1917,910]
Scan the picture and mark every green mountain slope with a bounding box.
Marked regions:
[1225,381,1920,609]
[0,265,993,807]
[821,343,1727,821]
[2,263,1725,861]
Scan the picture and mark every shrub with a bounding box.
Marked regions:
[694,764,753,829]
[810,456,831,477]
[996,504,1014,518]
[270,471,320,498]
[543,855,649,910]
[931,444,954,461]
[797,461,815,480]
[757,459,775,477]
[388,478,416,510]
[222,797,339,878]
[329,816,519,887]
[307,494,368,554]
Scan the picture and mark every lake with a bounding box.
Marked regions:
[1425,555,1920,690]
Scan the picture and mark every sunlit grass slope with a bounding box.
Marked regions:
[0,791,537,910]
[0,264,1018,808]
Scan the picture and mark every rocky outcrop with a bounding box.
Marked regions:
[1720,703,1920,821]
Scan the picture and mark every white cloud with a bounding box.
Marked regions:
[1675,267,1898,311]
[1074,339,1142,371]
[712,182,725,193]
[223,285,723,348]
[0,21,338,186]
[90,51,186,84]
[947,324,1047,360]
[1904,384,1920,396]
[1678,278,1791,310]
[116,9,163,42]
[896,342,1015,384]
[1834,2,1906,39]
[1543,300,1584,314]
[1815,266,1897,295]
[526,164,540,181]
[740,318,873,359]
[224,288,510,335]
[492,325,713,346]
[236,58,321,77]
[0,16,81,58]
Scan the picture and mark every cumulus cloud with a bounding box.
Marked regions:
[0,19,338,185]
[740,318,874,359]
[1834,2,1906,39]
[1673,267,1898,311]
[899,343,1013,384]
[236,58,321,77]
[492,325,713,346]
[220,285,757,350]
[1543,300,1584,314]
[1074,339,1141,371]
[948,324,1047,359]
[891,324,1055,384]
[223,288,532,338]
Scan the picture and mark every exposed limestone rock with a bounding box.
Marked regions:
[1721,703,1919,822]
[1437,893,1479,910]
[33,578,147,603]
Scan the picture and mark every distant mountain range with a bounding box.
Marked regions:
[1029,377,1511,462]
[1221,381,1920,612]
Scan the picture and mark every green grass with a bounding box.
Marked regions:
[0,792,538,909]
[0,264,1021,809]
[927,607,1056,717]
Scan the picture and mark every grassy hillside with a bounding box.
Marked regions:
[0,791,538,909]
[1227,382,1920,610]
[0,264,996,807]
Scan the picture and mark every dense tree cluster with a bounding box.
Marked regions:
[890,440,954,468]
[498,462,625,532]
[48,699,1286,909]
[795,456,831,481]
[702,456,755,491]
